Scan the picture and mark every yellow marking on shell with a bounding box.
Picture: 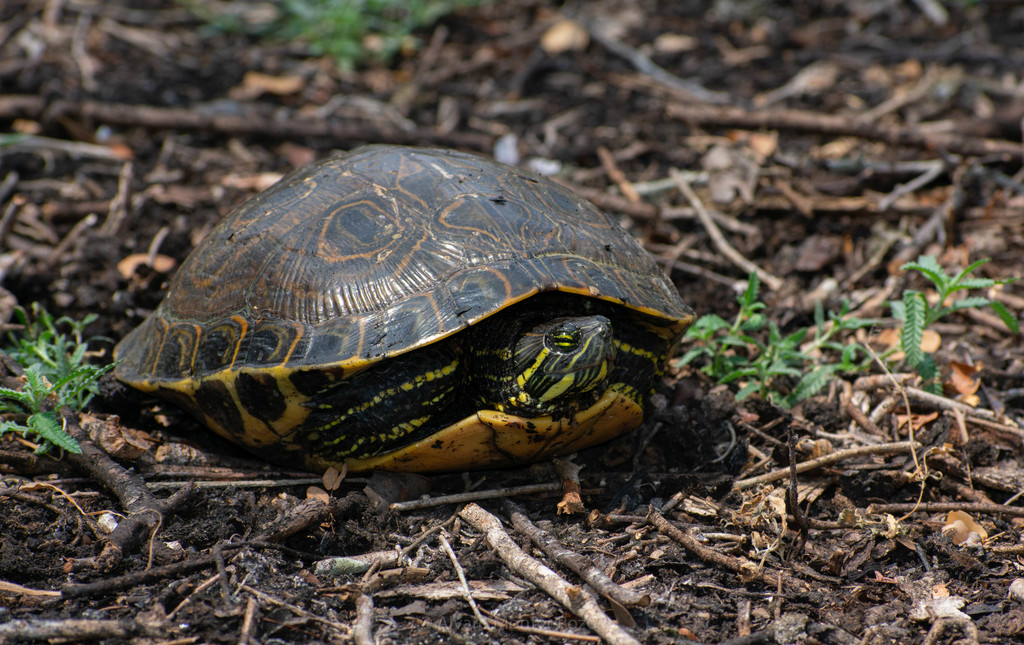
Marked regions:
[229,316,248,368]
[282,326,306,364]
[158,364,313,449]
[318,387,644,474]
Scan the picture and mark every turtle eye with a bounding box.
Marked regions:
[547,327,581,351]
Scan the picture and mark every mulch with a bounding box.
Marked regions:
[1,0,1023,643]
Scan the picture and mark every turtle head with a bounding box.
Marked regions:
[493,315,615,415]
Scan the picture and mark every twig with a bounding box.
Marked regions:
[878,159,947,211]
[44,213,97,268]
[373,579,525,602]
[439,534,490,630]
[0,95,491,150]
[586,25,730,104]
[0,619,166,641]
[842,401,885,438]
[596,146,640,202]
[61,409,197,572]
[557,181,661,220]
[664,102,1022,159]
[359,516,456,587]
[352,594,375,645]
[904,386,1009,422]
[0,580,61,598]
[507,501,651,608]
[100,161,134,236]
[0,170,19,204]
[389,482,563,511]
[253,496,332,543]
[144,477,322,491]
[0,197,20,249]
[0,133,128,160]
[866,502,1024,519]
[554,457,585,514]
[858,65,953,123]
[479,608,601,642]
[732,441,920,490]
[671,169,784,291]
[237,596,258,645]
[646,507,809,593]
[240,584,350,639]
[167,572,223,620]
[62,548,240,597]
[459,503,641,645]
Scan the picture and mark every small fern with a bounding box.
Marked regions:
[891,255,1018,389]
[0,305,114,454]
[900,290,927,369]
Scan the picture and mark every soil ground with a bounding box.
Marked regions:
[1,1,1023,643]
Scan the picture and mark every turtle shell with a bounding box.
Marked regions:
[114,145,693,471]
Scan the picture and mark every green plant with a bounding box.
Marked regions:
[678,273,876,407]
[889,255,1017,392]
[0,304,114,454]
[188,0,490,70]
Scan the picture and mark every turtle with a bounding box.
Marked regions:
[114,145,694,473]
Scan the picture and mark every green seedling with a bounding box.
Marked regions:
[889,254,1017,392]
[678,273,876,407]
[188,0,490,69]
[0,304,114,454]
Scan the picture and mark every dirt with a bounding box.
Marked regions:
[1,0,1023,643]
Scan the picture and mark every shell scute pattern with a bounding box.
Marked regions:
[118,145,688,388]
[114,145,694,472]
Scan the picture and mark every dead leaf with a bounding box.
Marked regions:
[920,329,941,353]
[747,131,779,159]
[794,234,843,272]
[222,172,285,191]
[12,119,41,135]
[81,413,153,460]
[942,510,988,545]
[322,464,347,491]
[117,253,176,279]
[702,144,760,205]
[229,71,305,100]
[896,410,940,432]
[872,328,900,350]
[540,19,589,55]
[682,495,721,518]
[307,486,330,504]
[653,33,697,54]
[947,361,981,398]
[146,183,216,208]
[754,60,841,107]
[902,574,970,621]
[279,142,317,168]
[154,442,208,465]
[608,596,635,627]
[870,327,940,361]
